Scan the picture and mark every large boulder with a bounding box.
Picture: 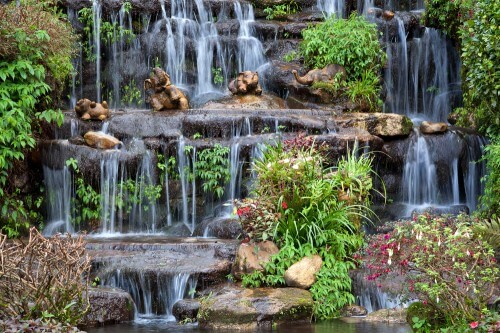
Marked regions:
[232,241,279,280]
[341,304,368,317]
[81,287,135,327]
[198,285,313,329]
[83,131,122,149]
[284,254,322,289]
[336,113,414,138]
[193,217,244,239]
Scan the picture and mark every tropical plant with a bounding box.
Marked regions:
[0,0,74,236]
[363,214,498,326]
[121,79,142,106]
[299,13,386,82]
[239,134,378,319]
[263,1,300,20]
[345,70,382,112]
[424,0,474,41]
[195,145,230,200]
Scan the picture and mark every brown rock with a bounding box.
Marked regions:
[83,131,122,149]
[382,10,395,20]
[284,254,322,289]
[420,121,448,134]
[232,241,279,279]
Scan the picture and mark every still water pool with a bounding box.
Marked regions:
[87,318,411,333]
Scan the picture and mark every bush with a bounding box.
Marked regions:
[423,0,474,41]
[299,13,386,82]
[0,0,76,236]
[363,214,498,326]
[238,134,378,319]
[0,228,91,324]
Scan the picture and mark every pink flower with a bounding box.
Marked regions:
[281,201,288,210]
[470,321,479,329]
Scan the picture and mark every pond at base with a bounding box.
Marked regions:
[87,318,411,333]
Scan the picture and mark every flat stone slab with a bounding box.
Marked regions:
[198,285,313,329]
[87,236,239,285]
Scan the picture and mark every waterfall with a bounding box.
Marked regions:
[385,27,461,122]
[177,136,194,233]
[100,151,121,234]
[234,2,266,73]
[42,165,73,235]
[92,0,102,102]
[317,0,344,17]
[402,130,437,208]
[129,151,159,233]
[103,271,197,319]
[464,135,488,212]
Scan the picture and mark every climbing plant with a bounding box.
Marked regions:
[0,0,75,237]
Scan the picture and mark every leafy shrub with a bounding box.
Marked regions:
[299,13,386,82]
[363,214,498,325]
[263,1,300,20]
[478,139,500,219]
[0,228,91,324]
[239,134,378,319]
[345,70,382,112]
[423,0,474,41]
[195,144,230,200]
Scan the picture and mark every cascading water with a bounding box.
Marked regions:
[42,165,74,235]
[384,26,461,122]
[91,0,102,102]
[464,135,488,212]
[234,2,266,73]
[100,151,122,234]
[103,270,197,319]
[317,0,344,17]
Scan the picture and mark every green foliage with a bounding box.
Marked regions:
[459,0,500,137]
[66,159,101,226]
[299,13,386,82]
[117,178,162,213]
[195,145,230,199]
[283,51,298,62]
[78,4,135,62]
[0,0,73,236]
[121,79,142,106]
[157,153,178,184]
[364,214,498,325]
[473,217,500,250]
[211,67,224,85]
[345,70,383,112]
[239,134,378,319]
[477,140,500,218]
[263,1,300,20]
[423,0,474,41]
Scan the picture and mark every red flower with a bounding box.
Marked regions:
[281,201,288,210]
[470,321,479,329]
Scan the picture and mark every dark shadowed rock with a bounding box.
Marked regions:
[198,285,313,329]
[341,304,368,317]
[82,287,135,327]
[173,299,200,322]
[193,217,243,239]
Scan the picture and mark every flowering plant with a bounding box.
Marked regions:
[363,214,498,325]
[233,198,280,241]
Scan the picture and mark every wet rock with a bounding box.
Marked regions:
[82,287,135,327]
[382,10,395,21]
[84,131,122,149]
[198,285,313,329]
[284,254,322,289]
[193,217,244,239]
[336,113,413,138]
[199,93,286,110]
[365,308,407,323]
[75,98,110,121]
[411,204,470,217]
[232,241,279,280]
[68,135,86,146]
[173,299,200,322]
[341,304,368,317]
[0,318,83,333]
[420,121,448,134]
